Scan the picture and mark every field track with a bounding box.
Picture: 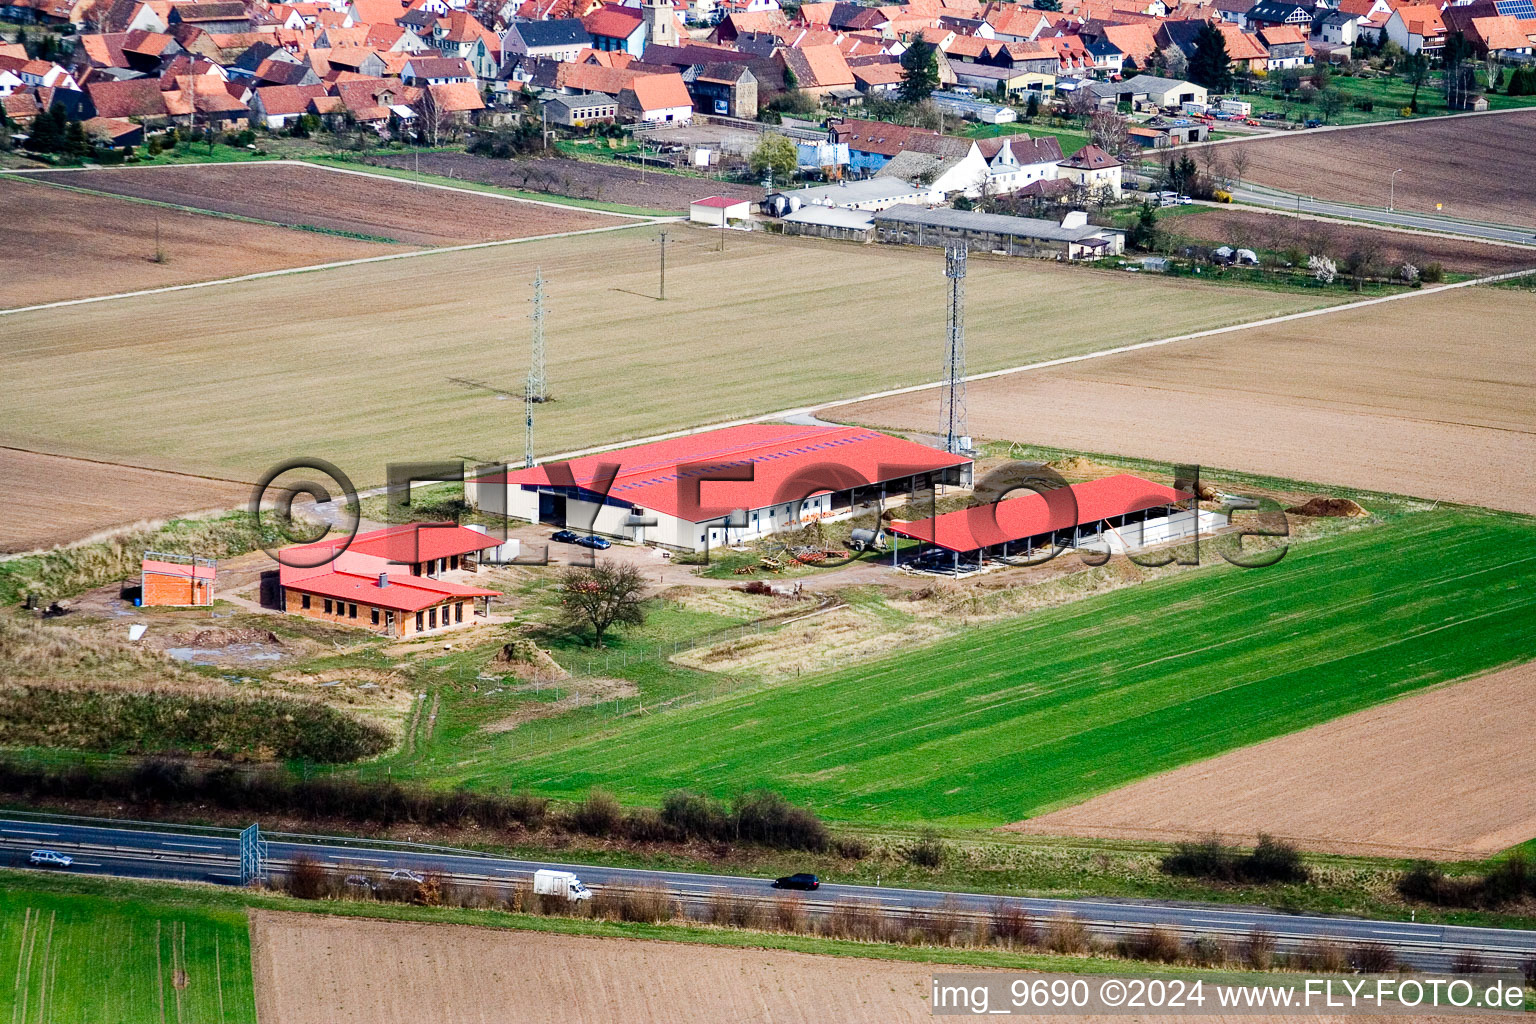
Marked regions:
[1010,660,1536,860]
[838,285,1536,513]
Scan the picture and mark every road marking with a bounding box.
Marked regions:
[1,829,58,837]
[161,841,221,851]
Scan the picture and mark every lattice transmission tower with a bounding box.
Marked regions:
[940,244,969,456]
[528,269,548,403]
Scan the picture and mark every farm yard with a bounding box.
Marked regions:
[0,887,256,1024]
[30,162,628,247]
[1012,660,1536,861]
[0,229,1337,492]
[1221,110,1536,228]
[433,505,1536,826]
[0,448,250,554]
[0,176,409,308]
[1155,205,1536,277]
[838,286,1536,514]
[363,152,763,214]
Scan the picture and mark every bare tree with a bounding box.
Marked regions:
[557,561,648,648]
[1227,145,1251,187]
[1088,108,1130,158]
[1067,85,1098,123]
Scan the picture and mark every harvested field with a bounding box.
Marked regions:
[1162,205,1536,276]
[1010,661,1536,861]
[837,286,1536,513]
[1223,110,1536,228]
[36,162,622,246]
[367,152,763,212]
[248,911,1501,1024]
[0,230,1334,488]
[0,448,250,554]
[0,175,407,307]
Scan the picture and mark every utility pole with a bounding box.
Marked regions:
[940,244,968,456]
[656,228,667,300]
[1389,167,1402,212]
[528,269,547,402]
[719,208,726,251]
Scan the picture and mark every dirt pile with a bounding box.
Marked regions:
[492,639,569,682]
[157,627,282,648]
[1286,497,1369,518]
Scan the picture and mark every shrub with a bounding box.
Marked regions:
[833,835,870,859]
[733,789,829,852]
[1240,928,1277,970]
[1419,262,1444,283]
[989,902,1037,949]
[773,895,808,933]
[1522,958,1536,987]
[1451,949,1489,975]
[1045,915,1090,954]
[1298,939,1349,973]
[621,807,673,842]
[1188,935,1226,967]
[568,789,623,836]
[1351,942,1398,974]
[904,828,945,868]
[823,900,886,941]
[660,789,730,841]
[1161,837,1236,881]
[1120,927,1181,964]
[1244,835,1309,884]
[285,856,329,899]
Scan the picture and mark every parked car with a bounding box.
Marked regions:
[550,530,579,544]
[389,868,426,883]
[1258,111,1285,121]
[772,873,820,891]
[1304,118,1323,128]
[1175,195,1195,205]
[28,850,72,868]
[573,535,611,550]
[344,874,376,890]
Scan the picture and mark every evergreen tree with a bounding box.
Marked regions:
[1188,22,1232,92]
[899,40,940,103]
[23,103,66,153]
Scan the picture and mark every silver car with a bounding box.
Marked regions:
[29,850,72,868]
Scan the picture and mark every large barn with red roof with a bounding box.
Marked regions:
[468,424,973,552]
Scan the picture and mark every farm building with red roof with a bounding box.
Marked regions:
[140,553,215,606]
[886,473,1229,571]
[468,424,972,552]
[278,523,501,635]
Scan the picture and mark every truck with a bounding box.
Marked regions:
[1219,98,1252,117]
[533,869,593,902]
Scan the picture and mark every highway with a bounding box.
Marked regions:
[1225,183,1536,246]
[3,816,1534,973]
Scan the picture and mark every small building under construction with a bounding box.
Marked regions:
[139,553,215,607]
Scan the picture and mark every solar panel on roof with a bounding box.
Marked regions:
[1494,0,1534,16]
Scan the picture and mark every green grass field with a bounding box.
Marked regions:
[0,887,256,1024]
[962,121,1091,155]
[1241,71,1536,125]
[464,506,1536,826]
[0,230,1338,487]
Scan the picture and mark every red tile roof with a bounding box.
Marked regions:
[582,3,642,38]
[888,474,1189,552]
[283,566,499,612]
[478,425,971,523]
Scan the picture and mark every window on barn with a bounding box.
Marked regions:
[324,599,332,614]
[456,602,463,623]
[429,608,437,628]
[372,608,380,625]
[416,611,424,630]
[349,603,357,618]
[302,594,311,609]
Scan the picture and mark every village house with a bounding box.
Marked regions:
[1057,143,1123,199]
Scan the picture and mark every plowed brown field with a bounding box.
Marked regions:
[1008,662,1536,860]
[0,175,406,306]
[0,448,249,553]
[836,286,1536,513]
[37,162,621,246]
[1223,110,1536,228]
[248,911,1513,1024]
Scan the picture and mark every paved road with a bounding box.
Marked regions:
[4,817,1533,972]
[1227,183,1536,246]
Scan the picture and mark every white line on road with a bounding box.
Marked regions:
[0,829,58,837]
[161,841,222,850]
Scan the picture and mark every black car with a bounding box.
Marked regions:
[772,873,820,891]
[551,530,579,543]
[1304,118,1323,128]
